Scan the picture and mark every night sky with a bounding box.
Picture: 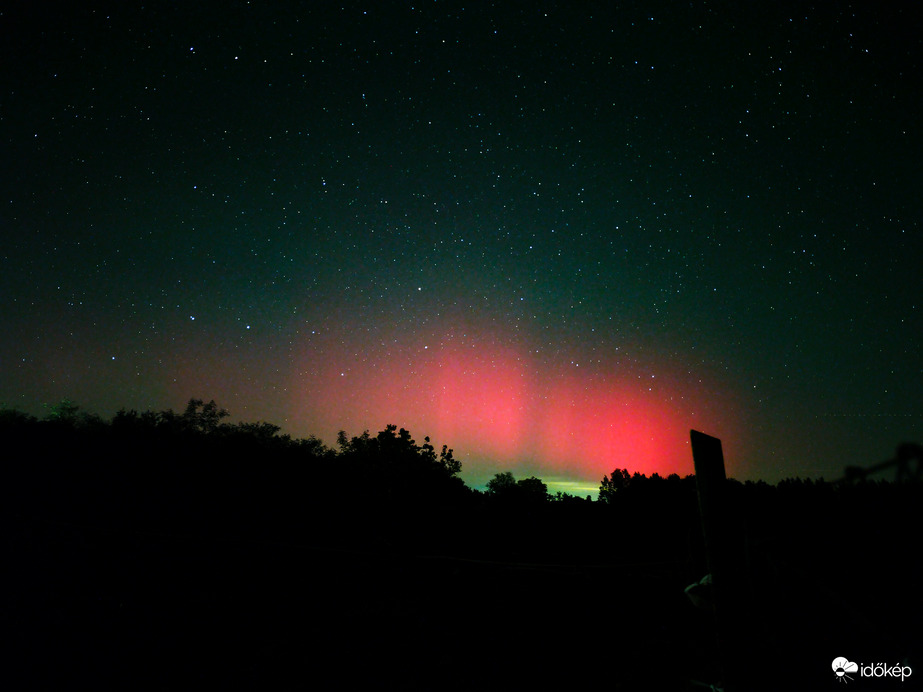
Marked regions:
[3,1,920,493]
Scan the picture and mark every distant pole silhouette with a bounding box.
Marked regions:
[691,430,744,692]
[841,442,923,484]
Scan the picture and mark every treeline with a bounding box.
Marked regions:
[2,399,475,546]
[4,399,921,690]
[4,397,919,559]
[4,398,918,513]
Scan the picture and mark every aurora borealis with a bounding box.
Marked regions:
[2,1,920,491]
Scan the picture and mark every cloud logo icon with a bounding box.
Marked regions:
[832,657,858,683]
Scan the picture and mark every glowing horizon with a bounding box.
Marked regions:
[286,316,740,488]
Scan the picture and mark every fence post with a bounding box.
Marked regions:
[690,429,743,692]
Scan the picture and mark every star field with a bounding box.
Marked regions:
[2,1,920,490]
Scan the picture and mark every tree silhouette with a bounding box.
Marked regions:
[44,398,81,422]
[486,472,549,504]
[550,490,590,503]
[182,398,229,433]
[486,471,517,497]
[598,467,632,503]
[332,423,467,511]
[516,475,548,502]
[43,398,105,429]
[423,436,461,477]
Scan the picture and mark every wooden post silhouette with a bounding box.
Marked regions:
[691,430,743,692]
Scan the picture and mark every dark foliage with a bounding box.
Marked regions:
[485,470,549,505]
[3,400,920,691]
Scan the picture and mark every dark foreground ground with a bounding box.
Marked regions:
[9,504,713,690]
[8,490,921,691]
[4,429,921,690]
